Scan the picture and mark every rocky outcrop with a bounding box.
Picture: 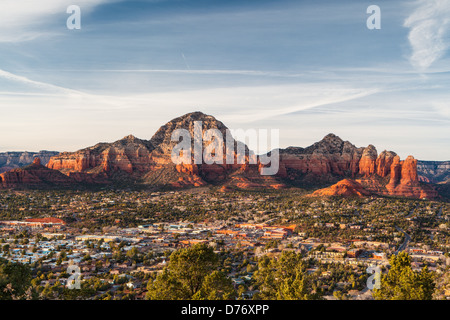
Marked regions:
[401,156,419,184]
[277,134,364,184]
[0,158,75,189]
[0,151,59,173]
[45,112,282,189]
[309,153,437,199]
[277,134,437,199]
[359,145,377,177]
[376,151,397,177]
[309,179,371,198]
[1,112,438,198]
[380,156,438,199]
[47,135,155,176]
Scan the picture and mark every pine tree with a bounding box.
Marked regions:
[146,243,236,300]
[373,252,435,300]
[253,251,319,300]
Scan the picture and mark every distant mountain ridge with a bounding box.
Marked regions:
[0,111,445,199]
[417,161,450,184]
[0,151,59,173]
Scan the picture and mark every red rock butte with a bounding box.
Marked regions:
[0,112,440,199]
[309,179,371,198]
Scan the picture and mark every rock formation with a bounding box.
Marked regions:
[276,134,437,199]
[0,112,440,198]
[380,155,437,199]
[376,150,397,177]
[0,157,75,188]
[47,135,154,175]
[358,145,378,177]
[0,151,59,173]
[45,112,282,189]
[309,179,371,198]
[276,134,364,184]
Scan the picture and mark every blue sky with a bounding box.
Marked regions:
[0,0,449,160]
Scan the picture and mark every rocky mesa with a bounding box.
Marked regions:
[0,111,441,199]
[46,112,285,190]
[0,158,75,189]
[277,134,437,199]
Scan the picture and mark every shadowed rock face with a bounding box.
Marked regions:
[0,112,440,198]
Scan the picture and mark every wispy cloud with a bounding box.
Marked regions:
[75,69,308,77]
[0,69,79,94]
[404,0,450,70]
[220,86,381,123]
[0,67,381,117]
[0,68,135,110]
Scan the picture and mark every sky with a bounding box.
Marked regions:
[0,0,449,160]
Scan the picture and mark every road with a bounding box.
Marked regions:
[405,204,418,218]
[395,226,411,254]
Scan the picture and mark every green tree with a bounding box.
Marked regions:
[193,271,236,300]
[373,252,435,300]
[2,244,10,255]
[333,290,347,300]
[146,269,188,300]
[253,251,320,300]
[237,284,246,300]
[146,243,235,300]
[0,258,32,299]
[126,247,139,261]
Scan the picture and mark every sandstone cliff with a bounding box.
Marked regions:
[276,134,437,199]
[47,135,155,176]
[0,151,59,173]
[0,111,437,198]
[0,158,75,189]
[45,112,282,189]
[277,134,363,184]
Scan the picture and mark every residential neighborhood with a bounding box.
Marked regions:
[0,189,449,300]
